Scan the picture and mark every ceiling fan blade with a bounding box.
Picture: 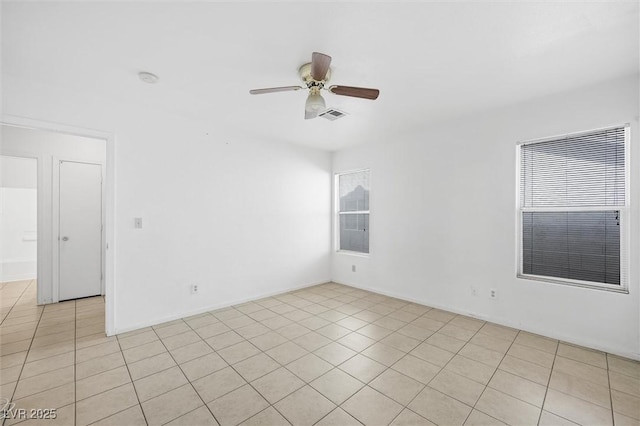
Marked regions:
[329,85,380,100]
[249,86,303,95]
[311,52,332,81]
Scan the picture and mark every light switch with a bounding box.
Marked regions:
[134,218,143,229]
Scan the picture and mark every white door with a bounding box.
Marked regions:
[59,161,102,301]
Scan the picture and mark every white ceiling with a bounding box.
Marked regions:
[3,1,638,151]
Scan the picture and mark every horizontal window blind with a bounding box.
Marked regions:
[520,127,625,208]
[519,125,627,289]
[522,211,620,285]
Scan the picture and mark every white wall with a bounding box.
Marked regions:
[1,156,37,188]
[111,121,331,332]
[0,188,37,282]
[2,76,332,333]
[0,127,106,301]
[332,74,640,359]
[0,156,38,281]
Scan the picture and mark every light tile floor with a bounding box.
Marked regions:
[1,280,639,426]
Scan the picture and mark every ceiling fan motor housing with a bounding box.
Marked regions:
[299,62,331,88]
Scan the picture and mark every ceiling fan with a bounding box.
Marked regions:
[249,52,380,120]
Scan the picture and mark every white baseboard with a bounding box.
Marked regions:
[332,280,640,361]
[1,277,36,284]
[1,274,37,282]
[112,279,331,336]
[1,273,37,282]
[111,275,639,361]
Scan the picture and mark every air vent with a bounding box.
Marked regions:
[319,108,348,121]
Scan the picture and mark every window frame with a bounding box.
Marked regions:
[335,168,371,256]
[515,124,630,293]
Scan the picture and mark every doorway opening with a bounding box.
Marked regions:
[0,155,38,318]
[0,122,112,336]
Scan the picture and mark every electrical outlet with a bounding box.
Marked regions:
[471,286,478,296]
[134,217,143,229]
[352,265,356,272]
[191,284,199,294]
[490,288,497,299]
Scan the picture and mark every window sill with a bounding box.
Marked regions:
[336,250,370,258]
[517,273,629,294]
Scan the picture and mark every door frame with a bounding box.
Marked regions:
[53,158,105,302]
[0,114,116,336]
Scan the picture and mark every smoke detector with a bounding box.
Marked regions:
[319,108,348,121]
[138,71,159,84]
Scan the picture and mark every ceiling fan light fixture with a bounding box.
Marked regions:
[305,91,326,114]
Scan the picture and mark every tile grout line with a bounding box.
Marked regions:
[129,322,255,409]
[373,309,501,423]
[471,336,590,412]
[196,292,392,424]
[378,311,459,426]
[73,299,77,425]
[404,314,495,426]
[0,280,34,328]
[451,325,523,423]
[541,353,618,418]
[172,308,303,423]
[3,302,80,424]
[314,294,423,422]
[6,344,76,377]
[203,306,313,426]
[312,406,364,426]
[67,302,132,424]
[208,305,341,421]
[606,354,615,425]
[534,344,616,425]
[81,388,143,426]
[283,297,415,408]
[148,322,222,426]
[285,291,413,425]
[305,300,479,424]
[112,332,149,426]
[535,336,560,425]
[2,290,46,426]
[461,329,520,425]
[178,315,244,425]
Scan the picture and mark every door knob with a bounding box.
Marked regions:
[62,236,69,241]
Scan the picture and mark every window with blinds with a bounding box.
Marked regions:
[518,125,628,291]
[337,170,370,254]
